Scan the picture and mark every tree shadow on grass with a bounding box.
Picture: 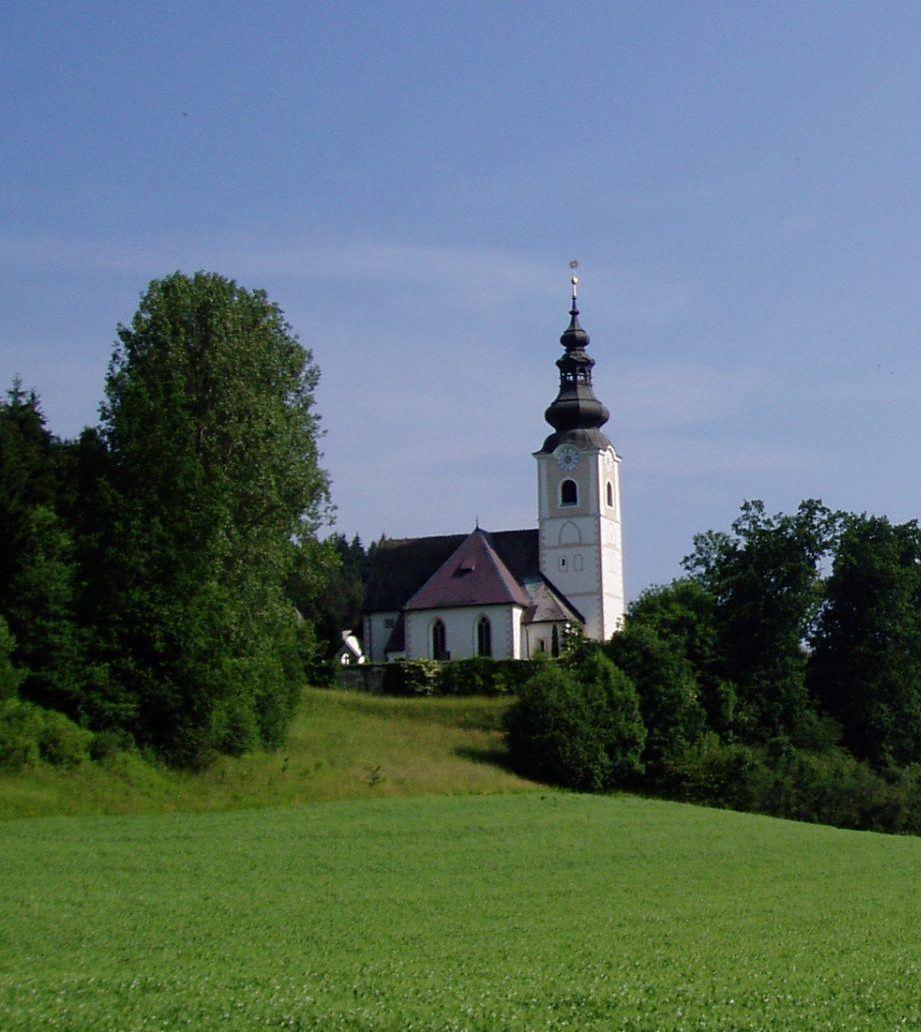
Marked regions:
[454,745,518,773]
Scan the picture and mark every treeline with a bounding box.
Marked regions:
[288,532,373,662]
[507,500,921,834]
[1,272,333,768]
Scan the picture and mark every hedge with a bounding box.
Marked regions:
[339,658,547,697]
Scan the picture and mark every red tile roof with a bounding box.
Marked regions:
[404,528,531,611]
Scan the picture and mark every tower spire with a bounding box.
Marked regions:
[533,262,625,642]
[541,264,610,448]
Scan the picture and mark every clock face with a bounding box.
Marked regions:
[555,445,580,472]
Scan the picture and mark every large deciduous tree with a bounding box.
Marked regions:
[810,515,921,769]
[99,271,331,764]
[683,500,838,743]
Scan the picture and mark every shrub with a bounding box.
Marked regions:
[382,659,441,696]
[488,660,546,695]
[0,616,23,700]
[439,657,497,695]
[36,709,93,767]
[88,729,133,763]
[504,650,646,791]
[0,697,92,770]
[0,697,42,769]
[439,658,544,696]
[667,734,771,812]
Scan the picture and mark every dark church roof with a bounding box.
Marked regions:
[364,527,583,645]
[364,533,467,612]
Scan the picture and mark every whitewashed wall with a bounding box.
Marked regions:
[404,604,525,660]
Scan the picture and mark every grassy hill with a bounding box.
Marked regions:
[4,791,921,1029]
[0,688,536,819]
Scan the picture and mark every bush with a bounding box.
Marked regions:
[0,698,42,769]
[0,697,92,770]
[36,708,93,767]
[373,658,546,697]
[665,736,921,834]
[88,729,133,763]
[504,650,646,791]
[382,659,441,696]
[666,734,771,812]
[439,658,544,696]
[0,617,23,700]
[439,657,497,696]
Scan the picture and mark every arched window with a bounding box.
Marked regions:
[606,481,614,508]
[432,619,447,659]
[476,616,492,657]
[560,479,578,506]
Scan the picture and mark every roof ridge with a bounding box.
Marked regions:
[477,528,531,603]
[404,527,530,611]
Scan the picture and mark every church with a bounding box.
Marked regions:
[362,273,625,661]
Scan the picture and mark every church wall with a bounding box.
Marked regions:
[364,611,400,662]
[523,620,559,658]
[405,604,524,661]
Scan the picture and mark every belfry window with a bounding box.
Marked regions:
[476,616,492,658]
[432,620,447,659]
[560,479,578,506]
[606,481,614,508]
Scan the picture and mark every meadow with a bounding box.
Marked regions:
[3,689,921,1030]
[0,689,533,819]
[4,792,921,1030]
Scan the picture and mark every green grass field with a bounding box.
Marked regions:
[3,689,921,1029]
[3,792,921,1030]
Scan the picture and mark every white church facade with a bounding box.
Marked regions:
[362,275,625,661]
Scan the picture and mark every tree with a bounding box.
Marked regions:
[98,271,331,764]
[0,617,23,701]
[606,621,706,784]
[0,382,69,613]
[5,505,85,713]
[0,384,95,715]
[683,500,837,743]
[623,579,734,736]
[810,515,921,769]
[287,532,370,658]
[504,648,645,791]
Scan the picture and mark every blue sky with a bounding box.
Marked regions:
[3,1,921,597]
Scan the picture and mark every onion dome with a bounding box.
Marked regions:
[540,273,611,452]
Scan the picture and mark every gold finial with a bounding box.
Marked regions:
[569,259,579,302]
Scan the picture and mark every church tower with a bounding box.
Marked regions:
[534,270,625,641]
